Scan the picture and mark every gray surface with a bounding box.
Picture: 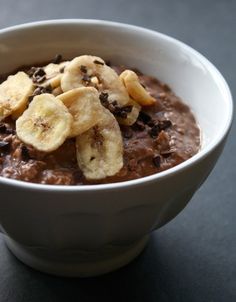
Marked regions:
[0,0,235,301]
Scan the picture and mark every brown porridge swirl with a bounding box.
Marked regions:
[0,57,200,185]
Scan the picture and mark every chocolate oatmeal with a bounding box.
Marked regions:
[0,55,200,185]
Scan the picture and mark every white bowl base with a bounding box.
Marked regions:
[4,235,149,277]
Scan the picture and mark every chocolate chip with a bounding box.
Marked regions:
[0,141,10,151]
[149,124,160,138]
[0,123,7,134]
[21,145,30,161]
[138,111,152,124]
[94,60,104,65]
[51,54,62,64]
[80,65,87,73]
[153,155,161,168]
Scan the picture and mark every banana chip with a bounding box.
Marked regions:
[76,107,123,180]
[57,87,103,137]
[0,72,34,121]
[42,61,68,89]
[16,94,72,152]
[120,70,156,106]
[61,55,130,106]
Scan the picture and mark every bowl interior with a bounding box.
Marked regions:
[0,20,232,152]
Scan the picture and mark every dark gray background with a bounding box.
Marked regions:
[0,0,235,301]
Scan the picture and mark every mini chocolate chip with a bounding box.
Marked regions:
[153,155,161,168]
[0,141,10,151]
[149,124,160,138]
[21,145,30,161]
[0,124,7,134]
[159,120,172,130]
[138,111,152,124]
[80,65,87,73]
[94,60,104,65]
[52,54,62,64]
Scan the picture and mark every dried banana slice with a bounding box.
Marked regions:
[57,87,103,137]
[52,86,63,96]
[0,72,34,121]
[16,94,72,152]
[117,99,141,126]
[76,108,123,180]
[42,61,68,89]
[61,55,130,106]
[120,70,156,106]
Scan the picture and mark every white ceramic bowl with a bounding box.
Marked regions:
[0,20,233,277]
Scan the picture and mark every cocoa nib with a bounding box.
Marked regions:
[158,120,172,131]
[0,141,10,151]
[94,60,104,66]
[99,92,109,106]
[138,111,152,124]
[31,68,46,84]
[122,127,133,139]
[21,145,31,161]
[108,103,133,119]
[132,121,145,131]
[82,74,91,84]
[152,155,161,168]
[149,124,160,138]
[149,120,172,138]
[28,85,52,102]
[80,65,87,73]
[0,123,7,134]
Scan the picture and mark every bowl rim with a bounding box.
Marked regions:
[0,19,233,192]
